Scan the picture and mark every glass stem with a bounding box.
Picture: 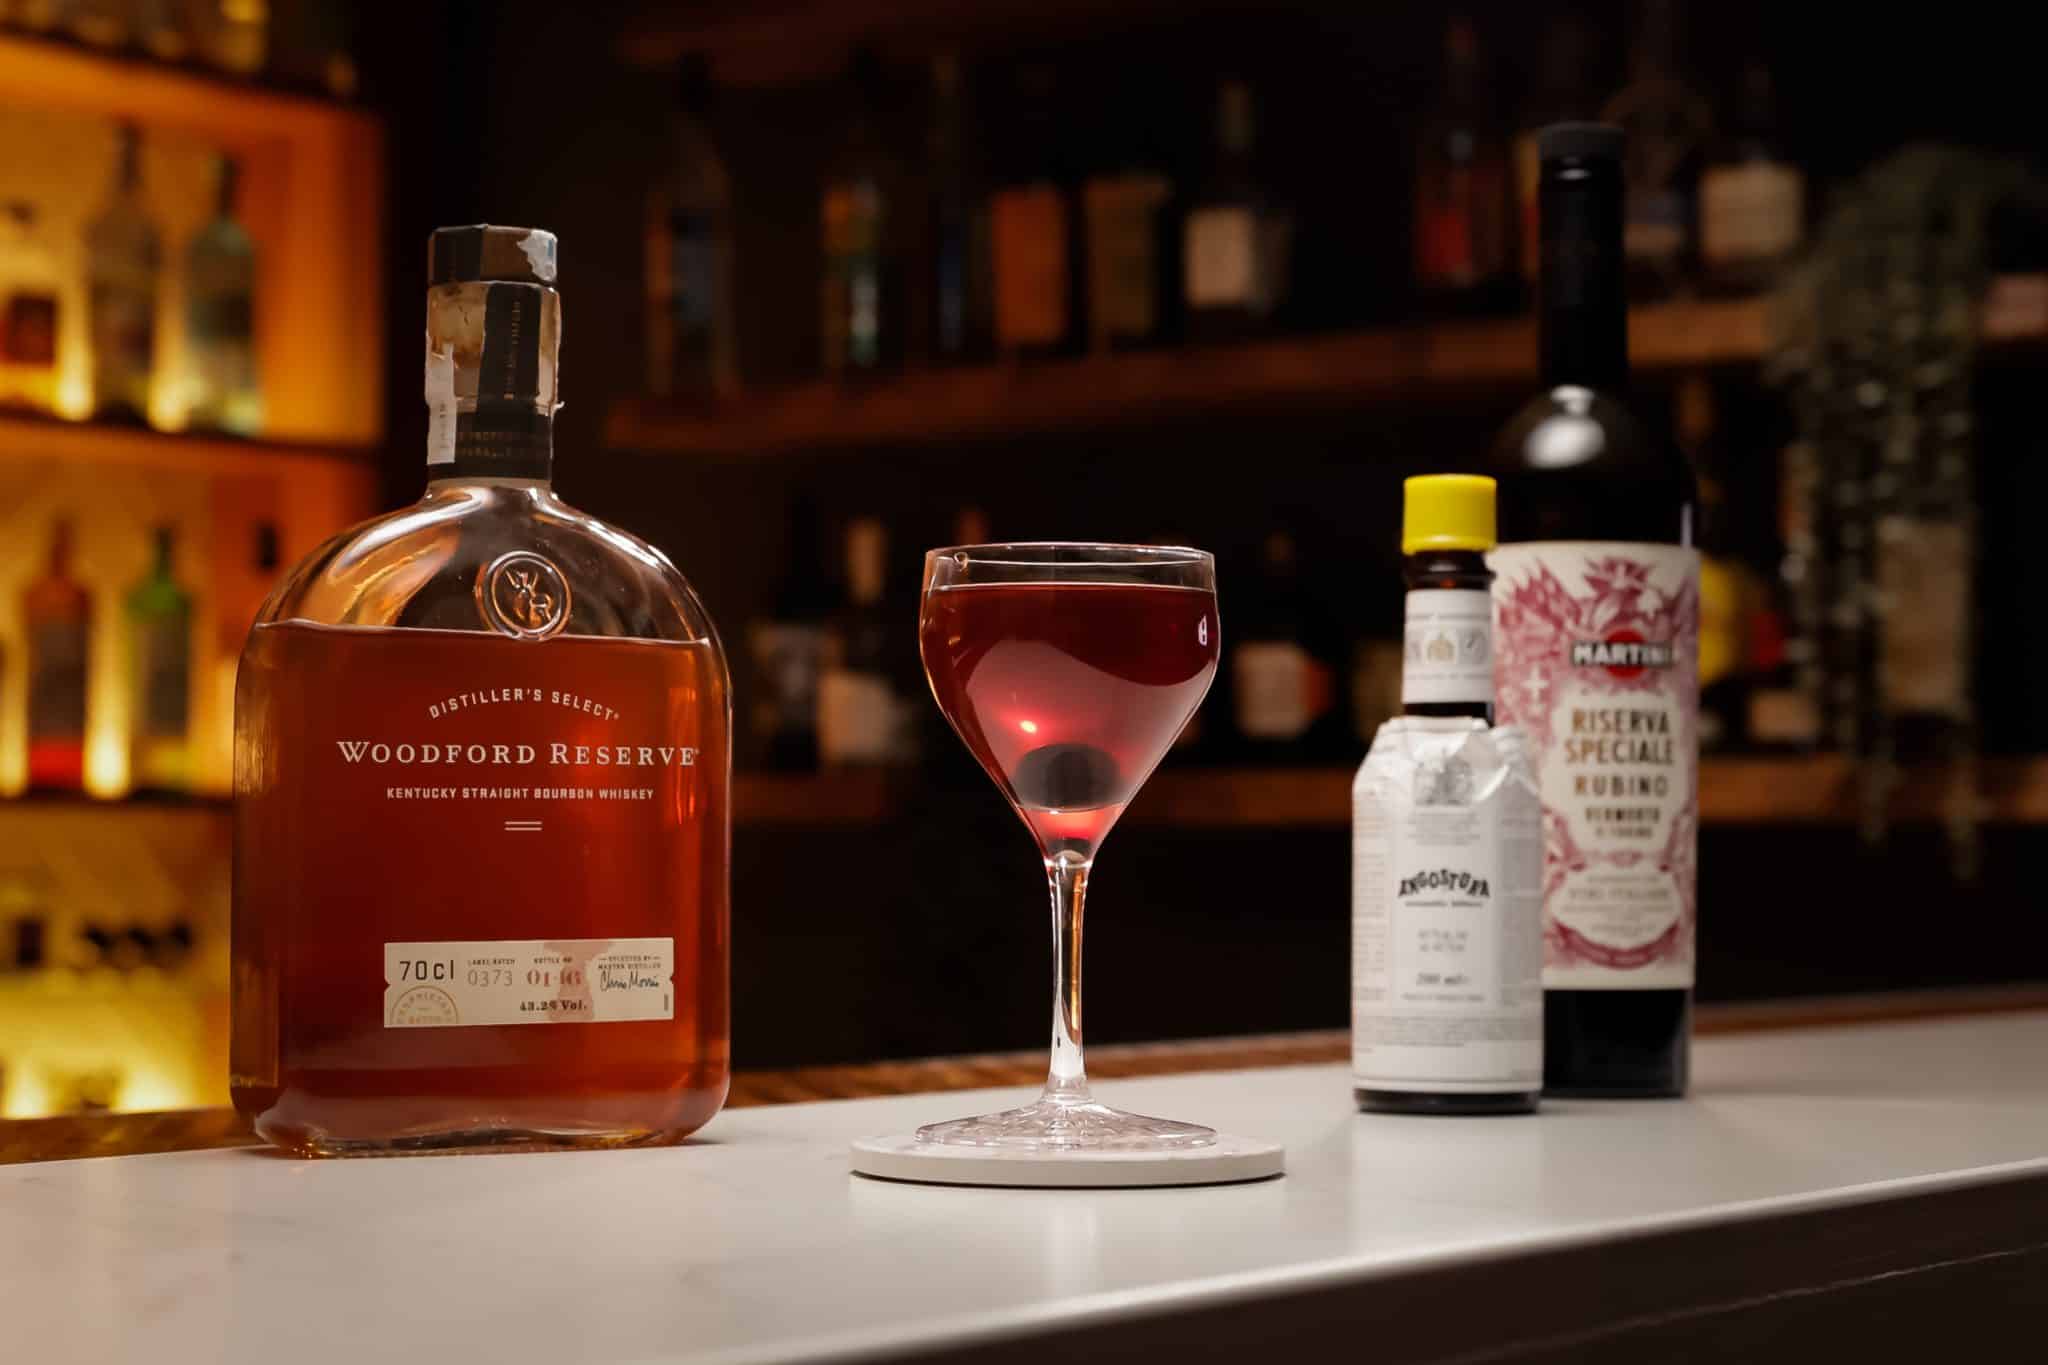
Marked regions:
[1043,850,1092,1105]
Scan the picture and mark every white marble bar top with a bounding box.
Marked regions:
[4,1012,2047,1364]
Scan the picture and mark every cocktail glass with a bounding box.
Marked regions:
[917,543,1220,1151]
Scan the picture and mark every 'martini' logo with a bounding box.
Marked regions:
[479,551,571,639]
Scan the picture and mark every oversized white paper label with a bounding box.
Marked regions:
[1233,641,1318,739]
[1491,542,1700,990]
[384,938,675,1027]
[1353,719,1544,1091]
[1401,589,1493,706]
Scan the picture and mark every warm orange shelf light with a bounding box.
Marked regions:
[0,33,386,447]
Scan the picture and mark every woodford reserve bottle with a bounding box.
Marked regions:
[232,227,732,1155]
[1487,126,1699,1097]
[1354,477,1543,1115]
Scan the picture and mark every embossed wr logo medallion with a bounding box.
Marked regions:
[479,551,572,639]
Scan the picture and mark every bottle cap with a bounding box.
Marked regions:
[1538,121,1623,164]
[1402,475,1497,554]
[428,225,558,286]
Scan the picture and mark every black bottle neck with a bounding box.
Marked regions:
[1539,156,1628,390]
[428,280,559,482]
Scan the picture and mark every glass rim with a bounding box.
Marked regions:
[923,541,1214,569]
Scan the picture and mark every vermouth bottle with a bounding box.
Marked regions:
[1487,125,1699,1097]
[232,226,732,1155]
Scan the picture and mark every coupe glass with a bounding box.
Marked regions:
[917,543,1220,1151]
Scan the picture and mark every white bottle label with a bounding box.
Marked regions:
[1491,542,1700,990]
[384,938,675,1027]
[1402,589,1493,706]
[1700,162,1804,265]
[1353,719,1544,1091]
[1185,206,1257,308]
[1233,640,1317,739]
[817,668,898,763]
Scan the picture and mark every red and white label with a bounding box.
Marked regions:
[1491,543,1700,990]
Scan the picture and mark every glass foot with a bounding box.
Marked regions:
[915,1097,1216,1153]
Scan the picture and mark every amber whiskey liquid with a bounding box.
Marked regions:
[232,622,730,1154]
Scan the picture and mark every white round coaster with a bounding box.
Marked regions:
[849,1133,1284,1188]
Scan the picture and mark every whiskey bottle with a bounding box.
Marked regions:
[24,519,92,794]
[1488,125,1699,1097]
[1413,16,1512,313]
[821,49,898,376]
[1354,475,1543,1114]
[86,123,162,427]
[990,62,1078,359]
[1184,79,1289,341]
[231,226,733,1155]
[184,156,262,436]
[645,55,738,400]
[127,525,194,795]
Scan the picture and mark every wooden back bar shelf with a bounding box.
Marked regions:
[608,277,2047,460]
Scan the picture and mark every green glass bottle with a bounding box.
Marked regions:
[128,525,193,794]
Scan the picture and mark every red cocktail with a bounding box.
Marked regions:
[916,544,1221,1151]
[920,581,1216,856]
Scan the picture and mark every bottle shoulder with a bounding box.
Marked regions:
[1486,386,1695,544]
[258,483,724,651]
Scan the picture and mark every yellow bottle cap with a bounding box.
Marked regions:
[1402,475,1497,554]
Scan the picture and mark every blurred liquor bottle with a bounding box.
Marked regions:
[1603,0,1709,301]
[1678,375,1754,752]
[127,525,193,794]
[749,499,832,772]
[86,123,162,427]
[821,49,899,377]
[1513,17,1597,298]
[1698,62,1804,298]
[1230,530,1336,760]
[921,51,993,366]
[990,62,1078,359]
[5,0,62,32]
[194,0,267,76]
[1413,16,1512,314]
[1746,441,1822,752]
[646,56,738,401]
[1184,79,1289,342]
[818,516,906,766]
[185,156,262,435]
[0,200,63,416]
[25,520,91,793]
[271,0,358,97]
[135,0,187,60]
[1082,75,1173,352]
[61,0,125,46]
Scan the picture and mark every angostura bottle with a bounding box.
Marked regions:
[1353,477,1543,1115]
[231,226,732,1155]
[1487,126,1699,1097]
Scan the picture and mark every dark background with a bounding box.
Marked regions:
[351,0,2048,1067]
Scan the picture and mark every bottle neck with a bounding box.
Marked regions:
[1401,549,1494,723]
[1538,158,1628,390]
[425,280,560,482]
